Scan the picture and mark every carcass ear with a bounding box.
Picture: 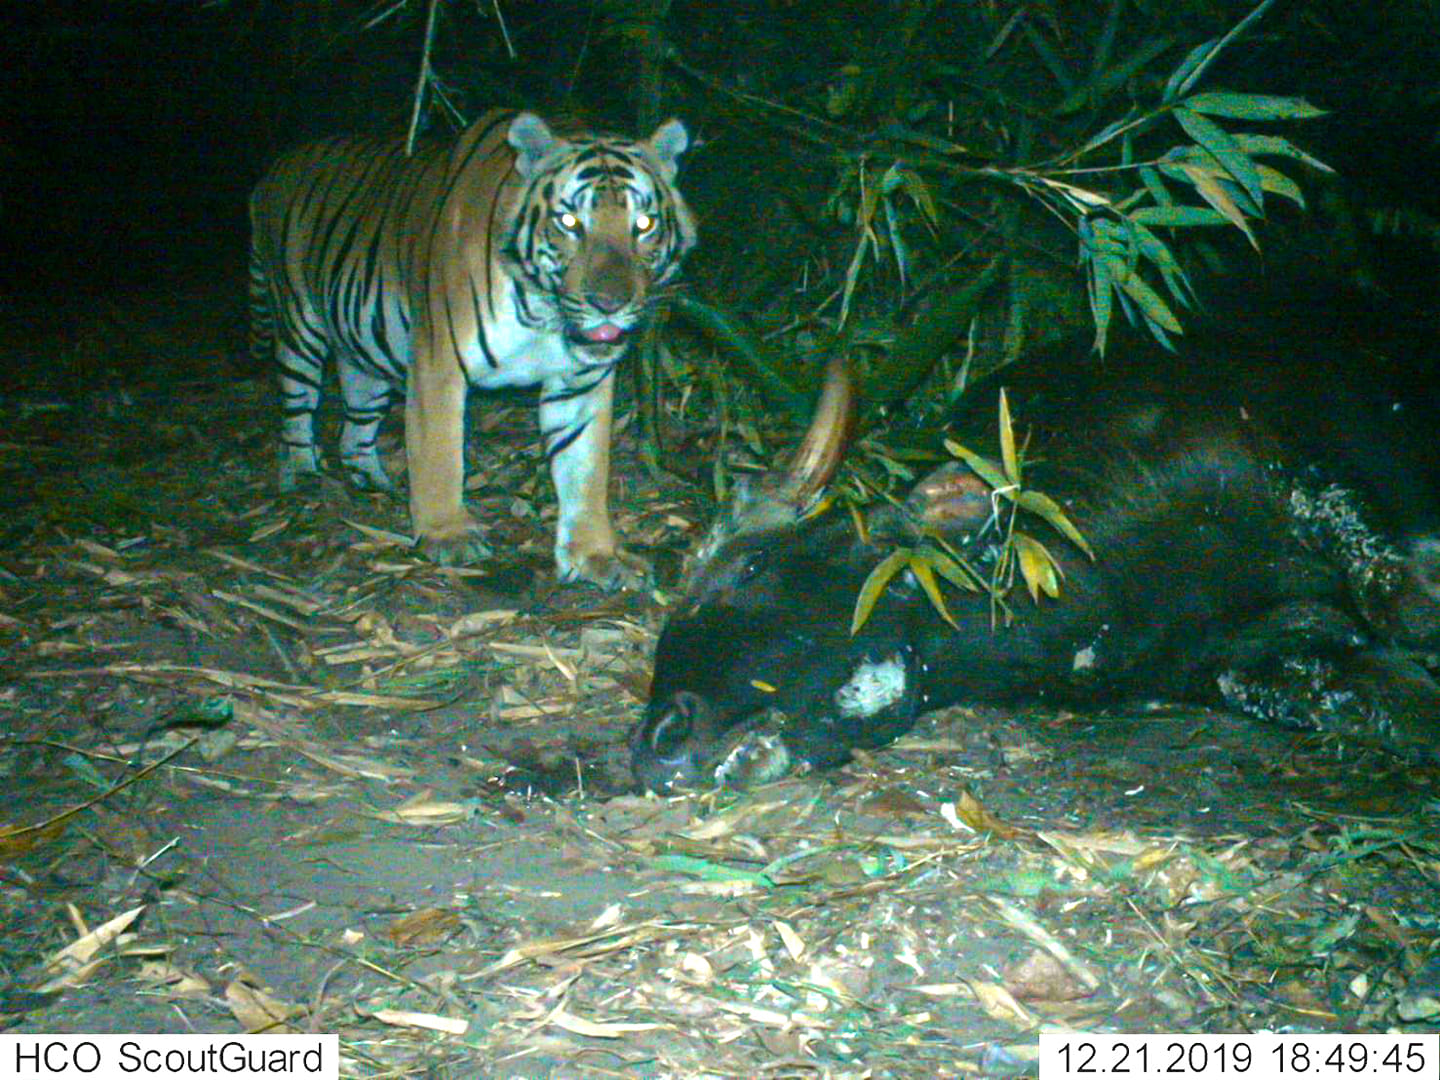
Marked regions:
[903,461,993,541]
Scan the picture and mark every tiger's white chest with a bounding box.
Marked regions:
[455,283,585,391]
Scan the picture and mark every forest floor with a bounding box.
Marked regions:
[1,283,1437,1077]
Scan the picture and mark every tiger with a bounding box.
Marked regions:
[248,109,696,589]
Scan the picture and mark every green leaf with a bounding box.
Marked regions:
[1086,249,1116,355]
[1139,164,1173,208]
[1229,133,1333,172]
[889,164,941,229]
[885,196,910,291]
[1131,223,1197,312]
[1116,269,1184,335]
[1183,91,1326,122]
[1014,490,1094,558]
[839,228,874,328]
[1055,35,1175,116]
[1174,106,1264,208]
[852,547,912,634]
[649,854,775,887]
[1131,205,1230,227]
[1254,163,1306,208]
[875,121,979,157]
[1165,0,1278,100]
[909,553,957,628]
[1164,38,1220,102]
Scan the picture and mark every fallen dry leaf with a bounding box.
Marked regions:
[386,908,462,947]
[225,979,302,1033]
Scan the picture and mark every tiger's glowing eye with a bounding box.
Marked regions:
[634,213,655,234]
[556,211,581,233]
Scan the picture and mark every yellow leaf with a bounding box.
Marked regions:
[943,439,1009,493]
[950,789,1026,839]
[998,388,1020,485]
[915,546,983,593]
[1014,490,1094,558]
[909,553,957,628]
[1014,532,1062,602]
[1177,161,1257,250]
[852,548,911,634]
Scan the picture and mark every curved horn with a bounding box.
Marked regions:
[776,356,854,508]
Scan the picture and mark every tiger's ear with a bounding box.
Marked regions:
[647,118,690,181]
[508,113,561,178]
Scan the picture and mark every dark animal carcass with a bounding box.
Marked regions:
[633,318,1440,792]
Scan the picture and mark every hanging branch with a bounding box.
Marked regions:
[405,0,443,156]
[490,0,515,60]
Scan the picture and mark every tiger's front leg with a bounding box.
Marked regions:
[406,345,492,566]
[541,371,651,590]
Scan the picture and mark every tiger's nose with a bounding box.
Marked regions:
[587,290,627,314]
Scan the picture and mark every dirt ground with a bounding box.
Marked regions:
[1,282,1438,1077]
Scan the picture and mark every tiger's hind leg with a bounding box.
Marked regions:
[252,252,327,491]
[336,357,398,493]
[275,335,328,491]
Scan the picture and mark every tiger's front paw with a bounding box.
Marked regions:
[417,517,493,566]
[557,541,652,592]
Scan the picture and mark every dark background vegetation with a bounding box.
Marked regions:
[2,0,1439,412]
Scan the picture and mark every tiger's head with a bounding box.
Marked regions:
[505,113,697,358]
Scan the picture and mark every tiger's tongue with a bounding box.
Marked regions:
[581,323,624,344]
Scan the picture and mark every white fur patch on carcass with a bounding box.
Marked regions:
[834,654,908,719]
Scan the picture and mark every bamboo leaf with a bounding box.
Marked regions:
[1014,490,1094,559]
[998,389,1020,486]
[885,196,910,291]
[1086,250,1116,355]
[1254,163,1306,208]
[1116,269,1184,335]
[1174,106,1264,207]
[1055,35,1175,116]
[909,554,957,628]
[1164,38,1220,102]
[1166,0,1278,100]
[1229,134,1333,172]
[943,440,1009,493]
[852,548,912,634]
[875,121,978,157]
[1131,223,1197,312]
[1014,532,1063,601]
[915,546,984,593]
[1172,161,1257,249]
[1139,164,1173,208]
[893,166,941,229]
[838,229,873,328]
[1131,205,1230,227]
[1183,91,1326,121]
